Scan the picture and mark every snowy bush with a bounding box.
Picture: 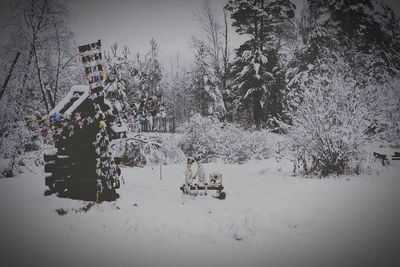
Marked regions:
[112,133,186,167]
[178,114,277,163]
[178,114,223,160]
[0,121,34,159]
[374,78,400,147]
[158,134,186,164]
[0,121,36,177]
[138,134,186,165]
[285,70,388,177]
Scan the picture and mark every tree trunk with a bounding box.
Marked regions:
[253,90,262,128]
[253,0,258,52]
[22,0,48,90]
[53,23,61,106]
[21,45,35,90]
[33,46,50,113]
[259,0,264,51]
[223,7,229,93]
[0,52,20,101]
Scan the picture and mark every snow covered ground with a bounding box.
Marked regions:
[1,153,400,267]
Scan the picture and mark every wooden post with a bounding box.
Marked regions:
[160,154,162,180]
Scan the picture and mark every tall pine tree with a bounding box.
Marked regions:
[226,0,295,128]
[288,0,400,91]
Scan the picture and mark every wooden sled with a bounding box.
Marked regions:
[180,173,226,199]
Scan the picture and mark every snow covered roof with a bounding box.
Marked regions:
[49,85,90,116]
[110,123,128,133]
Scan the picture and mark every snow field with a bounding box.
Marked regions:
[0,155,399,267]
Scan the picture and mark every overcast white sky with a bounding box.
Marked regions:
[1,0,400,65]
[69,0,245,65]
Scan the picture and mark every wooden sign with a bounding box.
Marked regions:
[78,40,106,89]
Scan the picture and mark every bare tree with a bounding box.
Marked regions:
[193,0,224,85]
[111,42,118,57]
[191,0,231,119]
[2,0,80,114]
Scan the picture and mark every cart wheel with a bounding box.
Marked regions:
[218,191,226,199]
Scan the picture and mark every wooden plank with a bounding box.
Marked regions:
[180,185,224,191]
[44,153,57,162]
[44,163,56,173]
[373,152,387,160]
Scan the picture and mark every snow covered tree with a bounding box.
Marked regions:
[0,0,81,176]
[1,0,82,115]
[380,78,400,146]
[285,62,388,177]
[107,39,163,105]
[190,43,210,116]
[0,0,82,134]
[104,42,136,105]
[103,73,129,127]
[104,39,162,101]
[334,0,400,82]
[164,55,194,124]
[282,0,400,176]
[107,43,134,83]
[226,0,296,128]
[189,41,226,119]
[190,0,229,120]
[142,38,162,97]
[288,0,400,94]
[286,0,400,143]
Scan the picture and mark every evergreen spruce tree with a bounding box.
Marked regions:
[288,0,400,91]
[226,0,296,128]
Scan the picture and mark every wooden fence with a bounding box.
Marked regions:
[128,116,175,133]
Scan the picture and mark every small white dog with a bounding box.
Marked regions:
[184,157,195,194]
[194,154,207,195]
